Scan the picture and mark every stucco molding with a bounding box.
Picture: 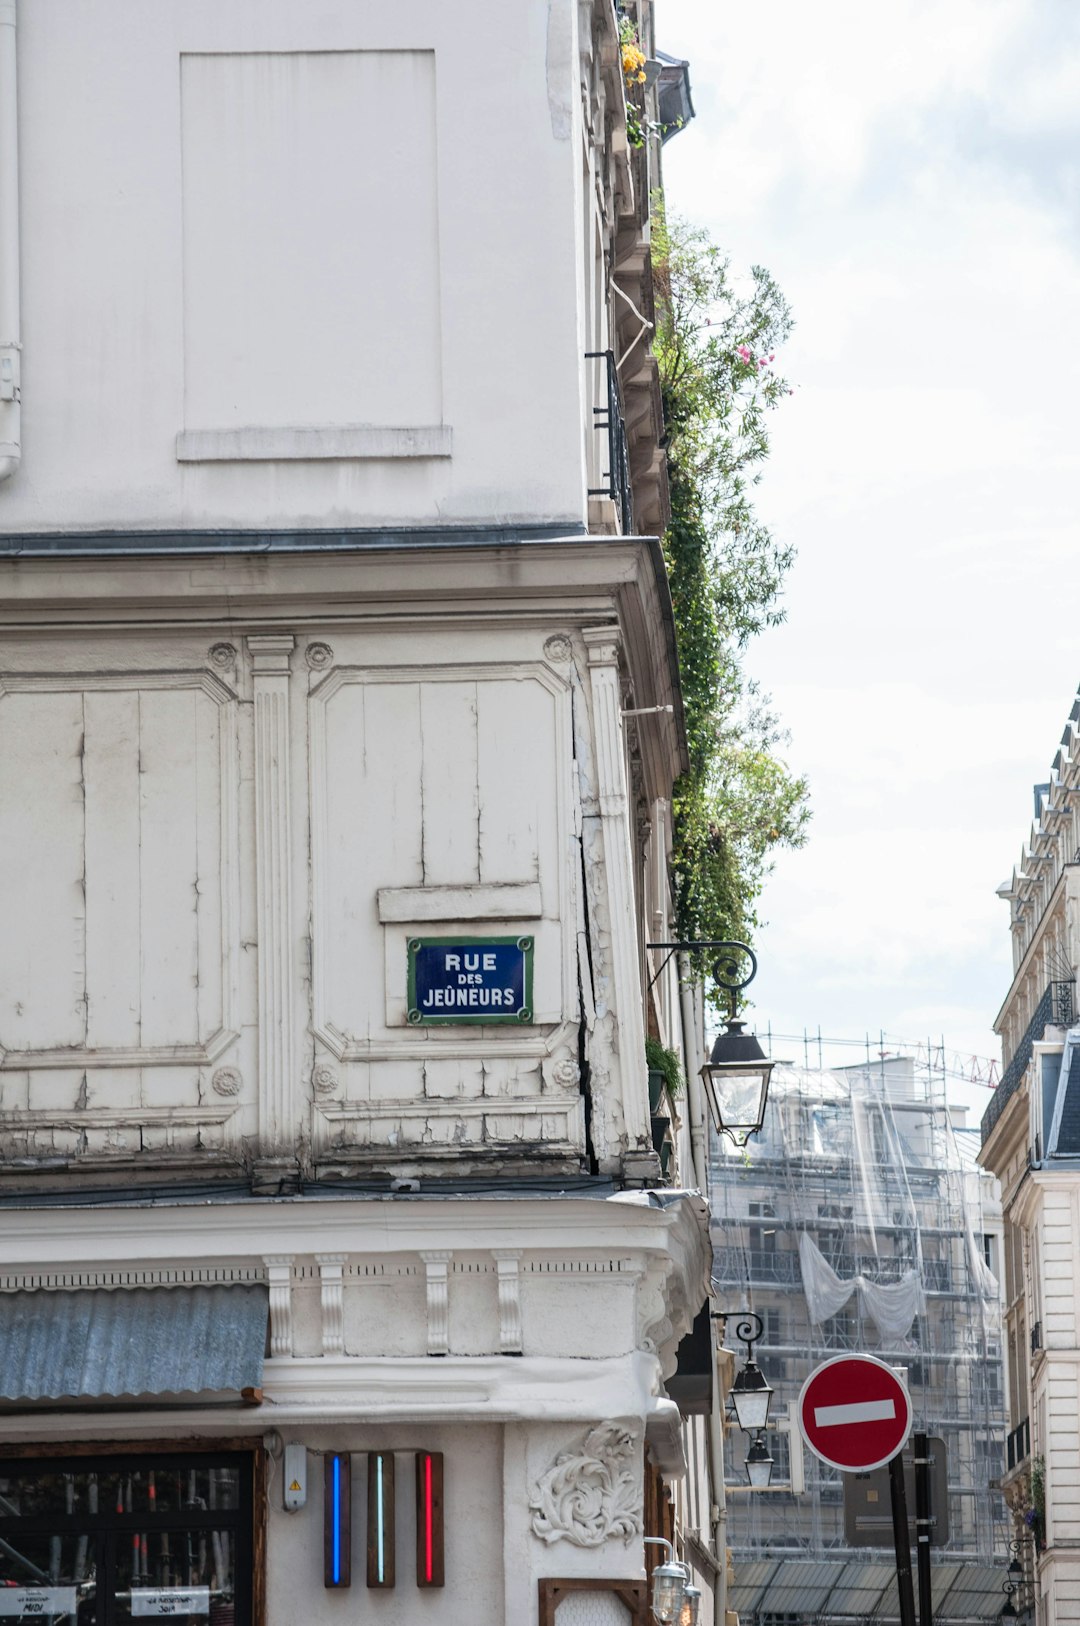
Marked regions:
[529,1422,644,1546]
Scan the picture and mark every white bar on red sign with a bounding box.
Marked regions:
[0,1589,78,1617]
[130,1591,211,1617]
[815,1399,897,1427]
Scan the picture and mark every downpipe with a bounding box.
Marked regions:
[0,0,20,482]
[677,956,727,1626]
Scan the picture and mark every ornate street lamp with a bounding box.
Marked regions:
[726,1312,774,1435]
[698,945,774,1143]
[745,1433,774,1490]
[644,938,774,1144]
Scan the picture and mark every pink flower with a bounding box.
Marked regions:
[736,345,752,362]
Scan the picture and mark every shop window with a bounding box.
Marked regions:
[0,1454,252,1626]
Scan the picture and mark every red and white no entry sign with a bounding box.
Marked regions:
[798,1354,913,1474]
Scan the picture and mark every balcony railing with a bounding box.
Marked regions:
[586,350,634,534]
[710,1245,802,1286]
[982,980,1075,1143]
[1006,1417,1031,1471]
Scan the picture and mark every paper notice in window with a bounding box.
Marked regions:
[0,1590,78,1617]
[130,1591,211,1617]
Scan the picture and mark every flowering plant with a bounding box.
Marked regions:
[618,16,648,148]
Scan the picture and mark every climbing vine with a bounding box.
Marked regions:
[652,209,810,996]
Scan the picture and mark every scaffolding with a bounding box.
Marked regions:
[710,1055,1009,1623]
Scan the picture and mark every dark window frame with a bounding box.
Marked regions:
[0,1451,255,1626]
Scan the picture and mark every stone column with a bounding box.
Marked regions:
[581,626,653,1177]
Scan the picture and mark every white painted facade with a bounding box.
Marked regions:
[0,3,723,1625]
[981,687,1080,1624]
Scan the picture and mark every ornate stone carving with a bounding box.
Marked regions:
[529,1424,643,1546]
[264,1256,294,1358]
[312,1063,338,1097]
[492,1249,524,1354]
[211,1066,242,1097]
[305,641,335,671]
[207,642,237,671]
[543,633,574,664]
[316,1254,346,1356]
[420,1251,452,1356]
[551,1056,580,1089]
[637,1265,674,1358]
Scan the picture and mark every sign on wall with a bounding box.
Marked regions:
[407,937,533,1025]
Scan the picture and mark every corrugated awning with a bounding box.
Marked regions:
[0,1285,268,1401]
[730,1556,1011,1623]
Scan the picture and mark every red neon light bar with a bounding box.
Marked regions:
[414,1451,444,1587]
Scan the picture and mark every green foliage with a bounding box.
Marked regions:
[653,210,810,996]
[645,1035,684,1098]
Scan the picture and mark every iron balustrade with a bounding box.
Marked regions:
[1006,1417,1031,1471]
[709,1246,802,1286]
[982,980,1075,1143]
[585,350,634,534]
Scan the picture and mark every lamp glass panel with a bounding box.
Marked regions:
[746,1454,773,1489]
[730,1375,772,1433]
[708,1068,768,1131]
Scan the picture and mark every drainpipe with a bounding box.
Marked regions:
[0,0,20,483]
[677,957,727,1626]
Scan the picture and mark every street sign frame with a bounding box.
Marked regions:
[798,1353,913,1475]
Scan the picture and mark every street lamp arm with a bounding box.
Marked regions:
[645,939,757,997]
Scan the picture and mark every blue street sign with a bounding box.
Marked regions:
[407,936,534,1025]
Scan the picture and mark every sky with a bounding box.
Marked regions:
[660,0,1080,1105]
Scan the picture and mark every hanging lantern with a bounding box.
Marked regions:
[745,1433,774,1490]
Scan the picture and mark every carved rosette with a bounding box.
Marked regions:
[305,641,334,671]
[312,1063,339,1097]
[543,633,574,664]
[211,1066,242,1098]
[207,642,237,672]
[529,1424,644,1546]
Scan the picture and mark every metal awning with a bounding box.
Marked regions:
[0,1285,268,1401]
[730,1556,1010,1624]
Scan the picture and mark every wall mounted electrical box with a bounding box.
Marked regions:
[283,1443,308,1512]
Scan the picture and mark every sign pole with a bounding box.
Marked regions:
[888,1451,917,1626]
[913,1430,934,1626]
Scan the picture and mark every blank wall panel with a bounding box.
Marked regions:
[181,50,442,433]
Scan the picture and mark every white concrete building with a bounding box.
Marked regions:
[0,3,724,1626]
[980,686,1080,1625]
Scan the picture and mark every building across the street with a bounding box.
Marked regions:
[711,1056,1010,1623]
[980,683,1080,1626]
[0,3,725,1625]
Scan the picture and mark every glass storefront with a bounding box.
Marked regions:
[0,1456,252,1626]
